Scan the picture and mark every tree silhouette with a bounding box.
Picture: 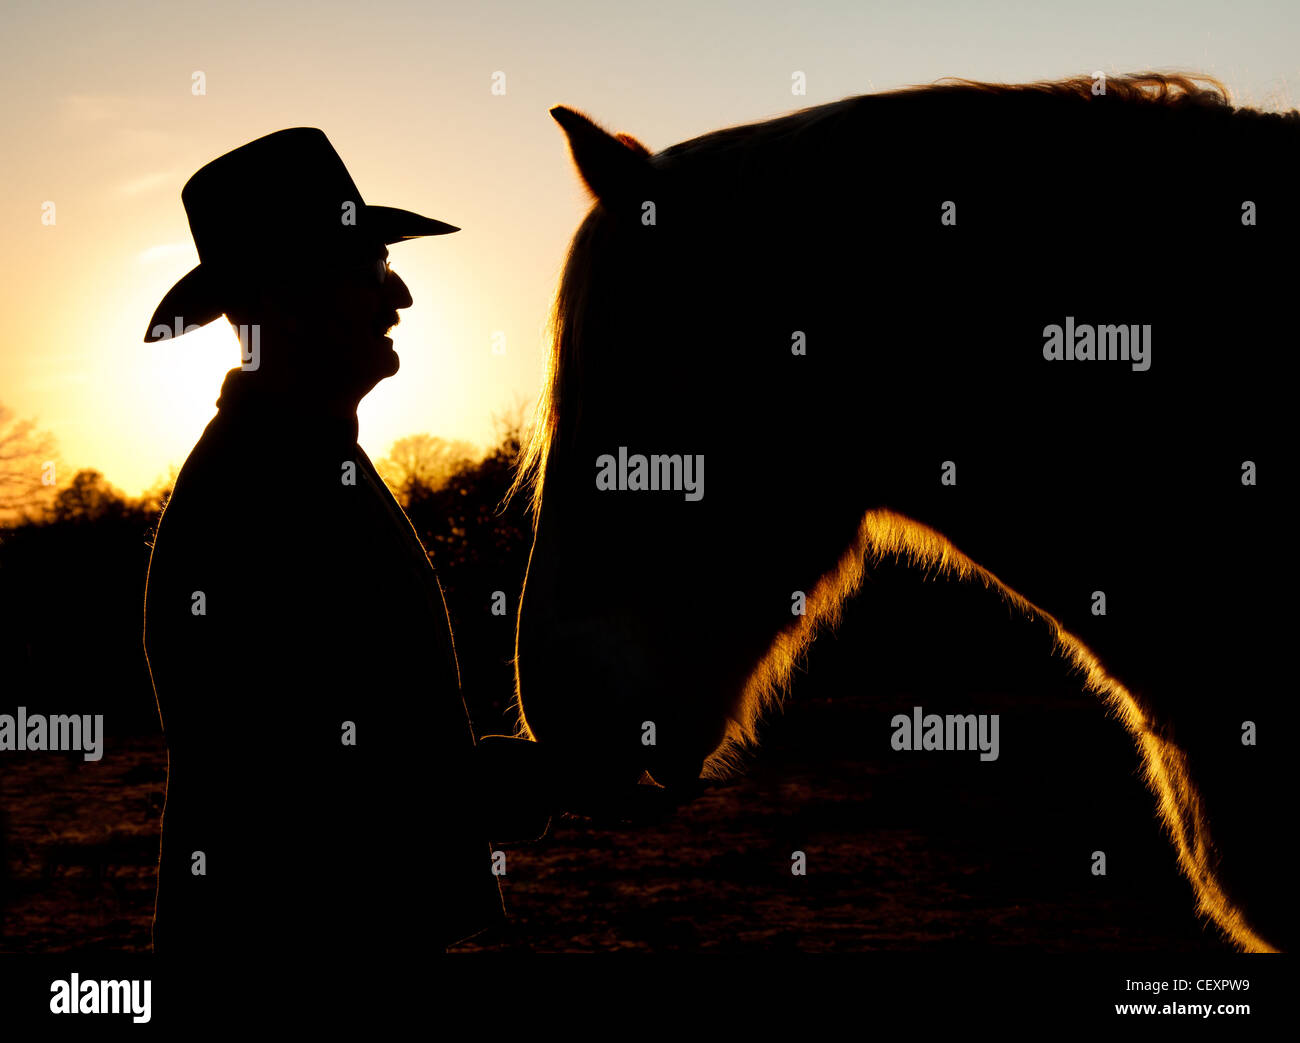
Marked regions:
[401,410,533,731]
[376,433,477,506]
[0,403,59,515]
[48,469,132,524]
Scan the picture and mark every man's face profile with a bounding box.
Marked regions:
[321,244,413,384]
[228,240,414,398]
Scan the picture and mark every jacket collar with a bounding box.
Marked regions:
[214,367,360,447]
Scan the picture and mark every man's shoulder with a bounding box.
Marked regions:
[154,415,330,558]
[163,425,266,521]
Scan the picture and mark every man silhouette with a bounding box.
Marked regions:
[142,128,553,955]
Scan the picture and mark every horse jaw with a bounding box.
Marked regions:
[515,550,726,790]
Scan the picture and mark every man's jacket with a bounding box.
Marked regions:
[144,367,517,954]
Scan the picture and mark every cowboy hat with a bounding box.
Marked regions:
[144,127,458,342]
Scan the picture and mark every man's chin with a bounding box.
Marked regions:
[355,349,399,398]
[373,339,400,379]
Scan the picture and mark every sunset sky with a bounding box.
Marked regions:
[2,0,1296,497]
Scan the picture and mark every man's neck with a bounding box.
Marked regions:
[216,367,365,443]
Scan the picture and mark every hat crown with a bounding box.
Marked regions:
[182,128,377,267]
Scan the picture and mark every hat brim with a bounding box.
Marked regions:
[143,204,459,342]
[143,266,225,343]
[368,205,459,240]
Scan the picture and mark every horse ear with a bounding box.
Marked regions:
[550,105,655,210]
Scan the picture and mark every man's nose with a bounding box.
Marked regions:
[386,268,414,310]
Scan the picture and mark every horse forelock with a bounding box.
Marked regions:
[507,206,606,523]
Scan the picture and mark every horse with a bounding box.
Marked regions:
[509,74,1295,952]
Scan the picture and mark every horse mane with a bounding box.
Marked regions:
[717,508,1280,953]
[508,71,1294,519]
[511,73,1295,952]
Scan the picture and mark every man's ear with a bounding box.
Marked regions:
[224,274,310,339]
